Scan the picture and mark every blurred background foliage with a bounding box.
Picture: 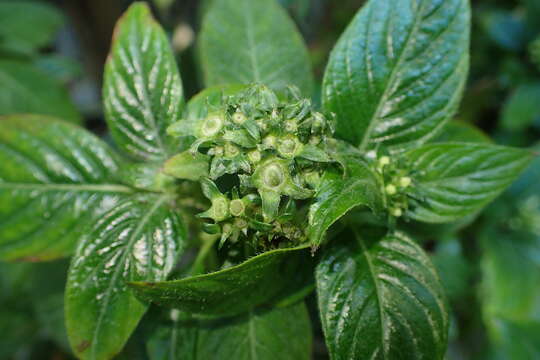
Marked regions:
[0,0,539,359]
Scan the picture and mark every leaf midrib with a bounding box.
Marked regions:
[241,0,261,83]
[359,0,426,151]
[354,229,388,360]
[89,195,168,359]
[0,182,135,193]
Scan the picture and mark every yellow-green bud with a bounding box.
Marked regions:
[225,143,240,157]
[248,149,262,164]
[201,113,224,138]
[230,199,246,217]
[385,184,397,195]
[391,208,403,217]
[399,177,412,188]
[232,111,247,125]
[263,135,277,148]
[378,156,390,167]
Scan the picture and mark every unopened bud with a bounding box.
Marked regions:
[399,177,412,188]
[385,184,397,195]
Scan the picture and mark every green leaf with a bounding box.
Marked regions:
[65,194,186,360]
[0,60,81,124]
[0,1,64,55]
[199,0,314,95]
[484,317,540,360]
[0,115,132,261]
[308,142,382,248]
[103,3,184,161]
[195,303,312,360]
[431,237,471,302]
[148,303,312,360]
[129,245,313,317]
[432,121,491,144]
[481,231,540,324]
[322,0,470,152]
[34,54,83,84]
[164,151,210,181]
[501,84,540,132]
[316,231,448,360]
[146,311,197,360]
[404,143,533,223]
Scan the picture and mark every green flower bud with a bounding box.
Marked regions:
[248,149,262,164]
[385,184,397,196]
[399,176,412,188]
[284,119,298,132]
[200,112,225,138]
[232,111,247,125]
[277,135,301,159]
[391,208,403,217]
[224,142,240,157]
[263,134,277,149]
[229,198,246,217]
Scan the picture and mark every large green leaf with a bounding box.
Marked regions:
[323,0,470,152]
[195,303,312,360]
[432,121,491,144]
[0,60,81,124]
[65,195,186,360]
[0,115,131,261]
[308,141,383,248]
[147,303,312,360]
[316,231,448,360]
[103,3,184,161]
[0,1,64,55]
[404,143,533,223]
[130,246,313,317]
[199,0,314,95]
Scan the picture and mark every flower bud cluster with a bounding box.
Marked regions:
[167,85,334,248]
[368,152,414,218]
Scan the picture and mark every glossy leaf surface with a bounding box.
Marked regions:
[0,60,81,123]
[103,3,184,161]
[65,195,186,360]
[130,246,313,317]
[316,231,448,360]
[195,303,312,360]
[323,0,470,152]
[308,142,382,248]
[404,143,533,223]
[0,115,130,261]
[147,303,311,360]
[432,121,491,144]
[199,0,314,95]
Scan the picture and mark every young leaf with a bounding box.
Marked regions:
[308,142,383,248]
[65,195,186,360]
[0,60,81,124]
[0,115,132,261]
[316,231,448,360]
[195,303,312,360]
[404,143,533,223]
[323,0,470,152]
[199,0,314,95]
[103,3,184,161]
[129,246,313,317]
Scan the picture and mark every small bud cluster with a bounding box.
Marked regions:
[370,152,413,218]
[167,85,334,249]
